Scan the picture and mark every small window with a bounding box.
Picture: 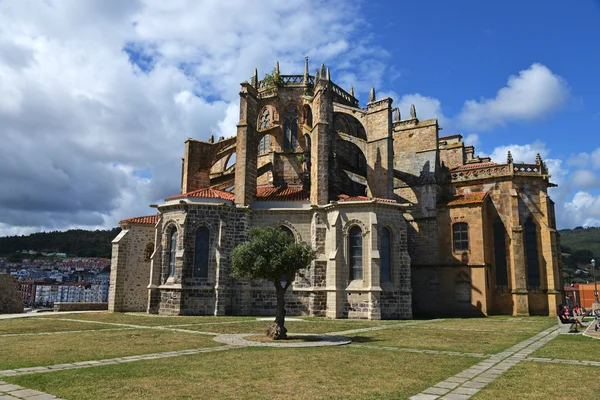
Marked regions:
[349,226,363,280]
[453,223,469,252]
[258,108,271,131]
[305,105,313,128]
[380,227,391,282]
[168,229,177,278]
[193,227,210,279]
[258,134,270,154]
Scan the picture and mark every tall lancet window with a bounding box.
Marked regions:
[168,228,177,278]
[193,226,210,279]
[349,226,363,280]
[258,135,270,154]
[283,106,298,151]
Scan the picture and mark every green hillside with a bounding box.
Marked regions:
[559,226,599,284]
[0,228,120,259]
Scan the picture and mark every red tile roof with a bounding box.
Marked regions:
[440,192,488,207]
[120,215,159,225]
[165,188,235,202]
[337,194,396,203]
[452,162,497,171]
[256,186,309,201]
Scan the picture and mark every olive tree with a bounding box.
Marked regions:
[231,227,316,340]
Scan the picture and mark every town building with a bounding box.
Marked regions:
[110,60,563,318]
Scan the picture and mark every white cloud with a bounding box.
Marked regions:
[564,192,600,228]
[0,0,387,235]
[567,148,600,170]
[463,134,481,148]
[458,63,569,130]
[571,170,600,189]
[396,93,447,127]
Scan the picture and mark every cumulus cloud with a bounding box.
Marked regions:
[567,148,600,170]
[564,192,600,227]
[396,93,447,127]
[458,63,569,130]
[0,0,388,235]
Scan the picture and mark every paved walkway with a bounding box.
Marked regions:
[410,326,561,400]
[0,381,63,400]
[213,333,350,347]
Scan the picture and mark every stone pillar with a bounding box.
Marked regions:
[366,98,393,199]
[234,82,259,206]
[310,76,332,205]
[368,211,381,320]
[539,192,561,316]
[508,188,529,316]
[108,229,128,312]
[325,210,342,318]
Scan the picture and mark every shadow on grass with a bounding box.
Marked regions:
[347,336,382,344]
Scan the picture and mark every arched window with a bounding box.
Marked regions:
[380,227,391,282]
[524,217,540,288]
[280,226,294,240]
[258,134,270,154]
[453,223,469,252]
[283,106,298,151]
[258,108,271,131]
[168,228,177,278]
[349,226,363,280]
[193,226,210,279]
[493,219,508,286]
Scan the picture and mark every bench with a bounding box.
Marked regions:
[557,316,579,333]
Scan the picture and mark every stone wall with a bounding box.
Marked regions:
[54,302,108,312]
[109,222,154,312]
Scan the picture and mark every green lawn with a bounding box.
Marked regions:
[0,313,588,399]
[0,318,124,335]
[6,347,479,400]
[346,325,533,354]
[530,333,600,361]
[474,361,600,399]
[0,329,221,370]
[39,312,256,326]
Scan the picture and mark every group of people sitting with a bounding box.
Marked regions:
[558,304,587,329]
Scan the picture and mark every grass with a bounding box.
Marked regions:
[0,318,125,335]
[530,333,600,361]
[179,319,405,335]
[428,316,556,332]
[474,361,600,399]
[39,312,256,326]
[346,325,533,354]
[0,329,221,370]
[5,346,479,400]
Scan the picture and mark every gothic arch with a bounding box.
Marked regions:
[273,220,303,243]
[342,219,369,237]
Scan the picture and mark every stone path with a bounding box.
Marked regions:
[0,346,238,378]
[410,325,561,400]
[0,381,64,400]
[325,319,441,336]
[37,318,219,336]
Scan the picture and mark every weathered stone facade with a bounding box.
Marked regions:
[111,60,562,318]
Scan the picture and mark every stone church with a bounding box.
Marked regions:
[109,59,563,319]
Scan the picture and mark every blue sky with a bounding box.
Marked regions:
[0,0,598,234]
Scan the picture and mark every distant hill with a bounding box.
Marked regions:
[559,227,600,259]
[0,228,120,259]
[559,226,599,285]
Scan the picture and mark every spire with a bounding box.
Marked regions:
[393,107,400,122]
[275,61,280,75]
[253,68,258,87]
[349,86,354,97]
[507,151,513,164]
[303,56,309,84]
[326,67,330,81]
[368,87,376,103]
[409,104,417,120]
[320,64,327,80]
[535,153,542,165]
[315,68,319,81]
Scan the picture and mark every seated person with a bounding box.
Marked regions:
[558,305,585,328]
[573,304,582,316]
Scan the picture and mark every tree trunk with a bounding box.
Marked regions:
[266,283,288,340]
